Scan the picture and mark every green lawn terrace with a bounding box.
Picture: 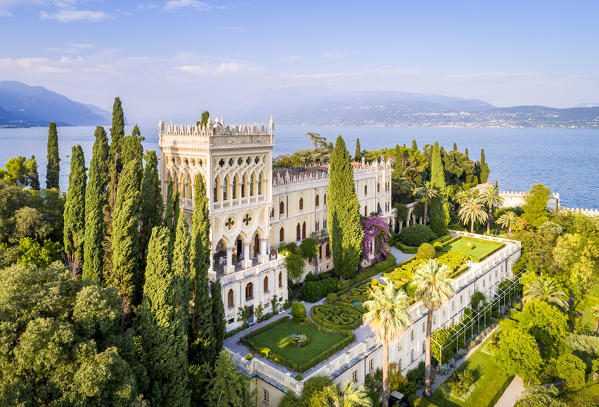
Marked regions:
[442,236,504,263]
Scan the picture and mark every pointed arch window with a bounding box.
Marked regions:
[315,194,320,207]
[279,227,284,242]
[278,272,283,287]
[263,276,269,292]
[364,185,367,196]
[299,197,304,210]
[227,289,234,308]
[296,223,301,241]
[279,201,285,215]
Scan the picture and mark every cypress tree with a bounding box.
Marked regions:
[109,97,125,164]
[173,212,192,320]
[109,158,142,325]
[200,111,210,127]
[137,226,190,407]
[411,139,418,151]
[27,155,40,190]
[453,142,458,152]
[63,145,87,278]
[327,136,363,279]
[479,148,490,183]
[211,280,226,357]
[354,138,362,161]
[464,148,469,158]
[122,125,144,167]
[164,180,180,239]
[46,122,60,189]
[83,127,110,283]
[429,142,448,235]
[189,173,214,365]
[139,150,162,273]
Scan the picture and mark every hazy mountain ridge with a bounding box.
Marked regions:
[0,81,111,128]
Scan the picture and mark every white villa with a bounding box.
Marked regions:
[158,118,393,330]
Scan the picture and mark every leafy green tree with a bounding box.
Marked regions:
[190,173,214,365]
[17,237,61,268]
[206,350,255,407]
[362,281,411,407]
[211,280,226,355]
[413,182,438,223]
[519,300,568,359]
[355,138,362,161]
[412,259,455,397]
[63,145,87,278]
[14,207,50,241]
[496,327,543,383]
[523,277,568,309]
[458,196,487,233]
[497,211,519,236]
[46,122,60,189]
[26,155,40,190]
[139,150,162,273]
[200,111,210,127]
[429,142,448,234]
[556,353,586,390]
[522,184,551,227]
[1,156,29,185]
[109,158,142,326]
[83,127,110,283]
[311,382,373,407]
[300,237,318,259]
[136,226,190,406]
[328,136,363,279]
[554,233,599,291]
[285,252,305,282]
[515,385,565,407]
[478,185,504,234]
[0,263,141,406]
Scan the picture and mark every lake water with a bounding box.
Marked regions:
[1,125,597,209]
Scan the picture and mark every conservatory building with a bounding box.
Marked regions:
[158,118,393,330]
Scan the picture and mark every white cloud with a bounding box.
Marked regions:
[0,0,45,17]
[321,52,346,58]
[291,67,420,79]
[176,62,253,74]
[66,42,93,48]
[164,0,224,11]
[447,72,541,80]
[293,72,348,79]
[40,9,108,22]
[284,55,303,62]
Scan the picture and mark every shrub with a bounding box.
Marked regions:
[433,241,444,250]
[300,238,318,259]
[326,293,338,303]
[406,361,426,387]
[448,369,475,398]
[285,252,305,282]
[295,373,303,381]
[398,224,437,246]
[556,353,586,390]
[470,291,486,310]
[291,302,307,321]
[244,353,253,360]
[278,242,300,255]
[431,328,455,364]
[301,278,338,302]
[311,303,363,330]
[417,243,436,260]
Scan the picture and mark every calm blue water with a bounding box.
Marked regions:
[1,125,597,208]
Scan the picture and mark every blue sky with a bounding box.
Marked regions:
[1,0,598,124]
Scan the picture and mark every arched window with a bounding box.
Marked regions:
[364,185,367,196]
[326,243,330,258]
[324,194,327,205]
[299,197,303,210]
[296,223,301,241]
[258,171,264,195]
[365,205,368,216]
[319,246,322,259]
[250,174,254,196]
[263,276,269,292]
[279,201,285,215]
[302,222,306,240]
[223,176,229,200]
[278,272,283,287]
[377,182,380,193]
[245,283,253,300]
[214,176,221,202]
[315,194,320,207]
[279,227,284,242]
[232,175,237,199]
[242,173,247,197]
[227,289,234,308]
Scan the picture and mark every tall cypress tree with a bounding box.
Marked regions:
[429,142,448,234]
[453,142,458,152]
[411,139,418,151]
[173,212,192,321]
[122,125,144,167]
[327,136,363,279]
[83,127,110,282]
[27,155,40,190]
[109,158,142,325]
[354,138,362,161]
[46,122,60,189]
[211,280,226,359]
[137,226,190,407]
[464,148,469,158]
[164,180,180,240]
[63,145,87,278]
[479,148,490,183]
[189,173,214,365]
[139,150,162,274]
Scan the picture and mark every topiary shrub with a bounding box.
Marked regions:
[557,353,586,390]
[398,224,436,247]
[326,293,338,303]
[433,241,444,251]
[291,302,307,322]
[417,243,436,260]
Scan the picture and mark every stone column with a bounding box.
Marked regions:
[258,238,268,264]
[225,246,235,274]
[242,242,252,269]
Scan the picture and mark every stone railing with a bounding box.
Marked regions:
[160,120,272,137]
[451,230,522,248]
[560,207,599,217]
[210,257,285,285]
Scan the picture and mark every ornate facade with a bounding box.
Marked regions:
[158,118,392,329]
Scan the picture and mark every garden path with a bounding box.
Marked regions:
[493,376,524,407]
[416,325,499,398]
[389,246,415,264]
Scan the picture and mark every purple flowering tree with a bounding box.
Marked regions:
[360,215,391,265]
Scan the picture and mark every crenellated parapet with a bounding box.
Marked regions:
[560,207,599,217]
[159,117,274,137]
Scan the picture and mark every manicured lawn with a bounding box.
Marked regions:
[243,318,352,371]
[581,281,599,331]
[420,334,512,407]
[443,237,504,262]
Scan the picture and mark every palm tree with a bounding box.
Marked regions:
[312,383,373,407]
[412,259,455,398]
[363,280,411,407]
[454,188,478,205]
[496,211,519,237]
[478,185,504,234]
[458,196,488,233]
[593,306,599,333]
[413,182,438,223]
[523,277,569,309]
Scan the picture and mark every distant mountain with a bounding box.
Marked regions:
[0,81,111,128]
[250,88,599,128]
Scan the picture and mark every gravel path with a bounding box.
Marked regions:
[494,376,525,407]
